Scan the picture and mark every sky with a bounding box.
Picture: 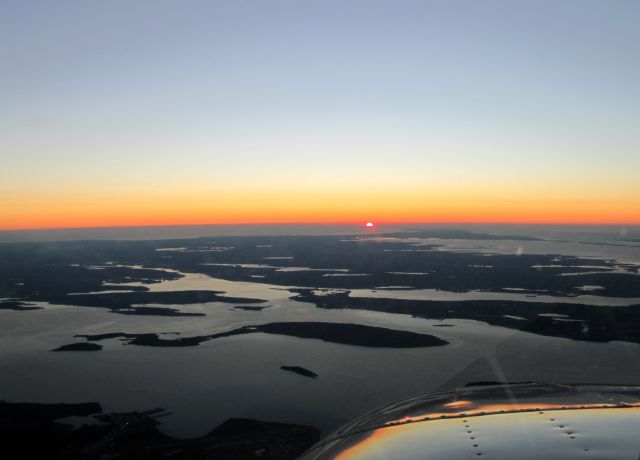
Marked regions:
[1,0,639,230]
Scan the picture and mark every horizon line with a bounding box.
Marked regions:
[2,220,640,233]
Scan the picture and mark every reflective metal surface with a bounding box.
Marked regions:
[300,383,640,459]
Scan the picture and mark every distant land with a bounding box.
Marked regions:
[1,223,639,243]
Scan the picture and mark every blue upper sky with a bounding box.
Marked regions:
[1,1,639,227]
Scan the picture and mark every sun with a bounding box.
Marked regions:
[365,222,375,228]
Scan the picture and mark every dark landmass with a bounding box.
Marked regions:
[76,331,163,341]
[580,241,640,249]
[0,300,41,310]
[37,290,266,316]
[3,234,639,307]
[382,228,544,241]
[0,400,103,459]
[186,237,639,296]
[0,234,640,301]
[2,233,639,352]
[52,342,103,351]
[76,332,210,347]
[74,322,448,348]
[233,305,271,311]
[291,289,640,344]
[0,400,319,459]
[0,244,181,299]
[280,365,319,379]
[0,400,101,420]
[256,322,448,347]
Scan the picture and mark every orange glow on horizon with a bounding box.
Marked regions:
[3,214,640,232]
[3,212,640,232]
[1,185,639,231]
